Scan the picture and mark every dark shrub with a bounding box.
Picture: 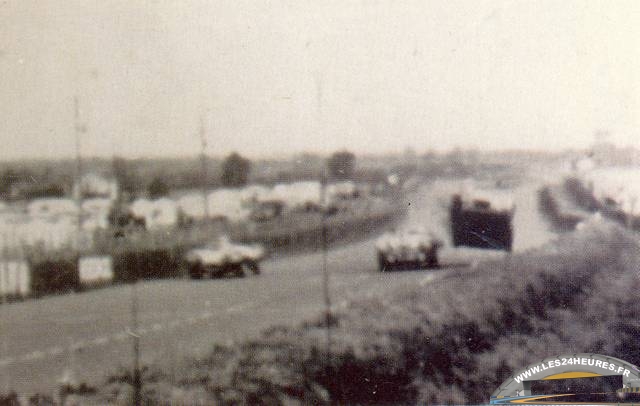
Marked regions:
[112,247,184,282]
[29,257,80,297]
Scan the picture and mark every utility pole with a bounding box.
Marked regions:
[314,73,332,363]
[73,96,85,246]
[131,274,141,405]
[199,117,210,221]
[321,166,332,363]
[1,233,7,394]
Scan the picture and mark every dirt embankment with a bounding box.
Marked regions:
[49,219,640,405]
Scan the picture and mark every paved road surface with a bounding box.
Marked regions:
[0,178,556,397]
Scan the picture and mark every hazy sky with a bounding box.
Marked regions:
[1,1,639,159]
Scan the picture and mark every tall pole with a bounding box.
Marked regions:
[199,117,210,221]
[131,274,141,405]
[1,233,7,394]
[315,73,332,363]
[321,173,332,362]
[73,96,84,245]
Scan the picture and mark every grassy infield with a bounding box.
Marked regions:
[55,217,638,405]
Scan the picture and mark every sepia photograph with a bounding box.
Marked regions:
[1,1,640,404]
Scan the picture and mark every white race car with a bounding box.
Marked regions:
[375,227,442,271]
[185,236,265,279]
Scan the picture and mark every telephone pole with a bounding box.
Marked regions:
[73,96,85,245]
[314,72,332,363]
[320,172,332,361]
[131,275,141,405]
[1,234,8,394]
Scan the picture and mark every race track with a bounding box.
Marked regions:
[0,178,557,396]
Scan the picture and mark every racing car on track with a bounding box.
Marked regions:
[185,235,265,279]
[375,227,443,272]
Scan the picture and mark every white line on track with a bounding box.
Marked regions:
[92,337,109,346]
[69,341,87,351]
[48,347,64,356]
[0,302,258,369]
[22,350,45,361]
[226,302,253,313]
[333,300,350,311]
[197,312,212,321]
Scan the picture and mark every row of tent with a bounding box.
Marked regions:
[0,181,363,248]
[130,181,361,228]
[0,218,80,250]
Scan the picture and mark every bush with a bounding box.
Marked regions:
[29,257,80,297]
[112,247,185,282]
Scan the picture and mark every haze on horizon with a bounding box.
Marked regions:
[1,1,639,160]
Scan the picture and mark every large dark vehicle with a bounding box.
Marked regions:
[185,236,265,279]
[450,194,514,251]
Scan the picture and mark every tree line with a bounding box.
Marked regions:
[1,151,357,201]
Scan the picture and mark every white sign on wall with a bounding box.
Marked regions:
[79,256,114,284]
